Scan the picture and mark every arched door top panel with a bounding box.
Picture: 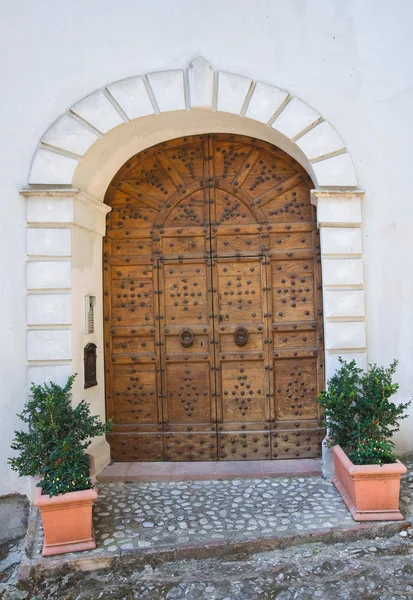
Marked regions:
[103,134,325,462]
[105,134,312,229]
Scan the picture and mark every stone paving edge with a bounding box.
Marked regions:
[17,506,411,582]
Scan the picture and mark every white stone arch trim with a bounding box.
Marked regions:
[29,57,357,188]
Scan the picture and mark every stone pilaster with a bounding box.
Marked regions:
[311,190,366,478]
[21,187,111,474]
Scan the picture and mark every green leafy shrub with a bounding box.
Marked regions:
[9,375,112,496]
[318,358,411,465]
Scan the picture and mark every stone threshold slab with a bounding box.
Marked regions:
[98,459,321,482]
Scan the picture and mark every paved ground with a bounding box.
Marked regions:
[0,456,412,599]
[32,476,356,556]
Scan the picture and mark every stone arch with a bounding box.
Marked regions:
[22,58,366,477]
[29,57,357,190]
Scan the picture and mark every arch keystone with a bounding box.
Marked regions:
[188,57,214,109]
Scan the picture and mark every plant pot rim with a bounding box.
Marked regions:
[332,444,407,476]
[33,454,98,507]
[34,484,98,507]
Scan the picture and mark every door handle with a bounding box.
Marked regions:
[179,328,194,348]
[234,326,249,347]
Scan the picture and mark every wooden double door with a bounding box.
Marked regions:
[103,134,325,461]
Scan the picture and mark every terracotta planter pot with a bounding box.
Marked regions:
[332,445,407,521]
[34,457,98,556]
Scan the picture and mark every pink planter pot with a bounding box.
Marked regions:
[34,457,98,556]
[332,445,407,521]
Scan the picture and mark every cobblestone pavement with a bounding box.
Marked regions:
[33,476,356,557]
[1,457,411,599]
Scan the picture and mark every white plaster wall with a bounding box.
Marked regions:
[1,0,413,494]
[70,225,110,473]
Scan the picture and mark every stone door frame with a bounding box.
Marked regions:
[21,58,366,475]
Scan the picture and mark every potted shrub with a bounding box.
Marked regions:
[318,358,411,521]
[9,375,112,556]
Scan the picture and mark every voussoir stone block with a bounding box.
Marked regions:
[147,70,186,113]
[320,227,362,256]
[41,113,99,156]
[27,293,71,325]
[29,148,79,185]
[106,77,154,120]
[216,71,252,114]
[296,121,345,161]
[27,261,71,290]
[325,321,367,351]
[188,57,214,109]
[27,228,71,257]
[322,258,364,286]
[324,289,365,318]
[312,153,357,187]
[272,97,321,139]
[27,329,71,361]
[71,90,125,134]
[245,81,289,124]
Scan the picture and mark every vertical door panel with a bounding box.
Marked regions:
[104,252,164,460]
[267,250,325,459]
[158,258,217,461]
[104,135,210,461]
[208,134,324,461]
[213,257,272,460]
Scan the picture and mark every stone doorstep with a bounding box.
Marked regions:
[17,506,410,582]
[98,459,322,483]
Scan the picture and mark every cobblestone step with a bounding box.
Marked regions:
[18,463,413,582]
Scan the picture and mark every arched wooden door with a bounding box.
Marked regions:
[103,134,324,461]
